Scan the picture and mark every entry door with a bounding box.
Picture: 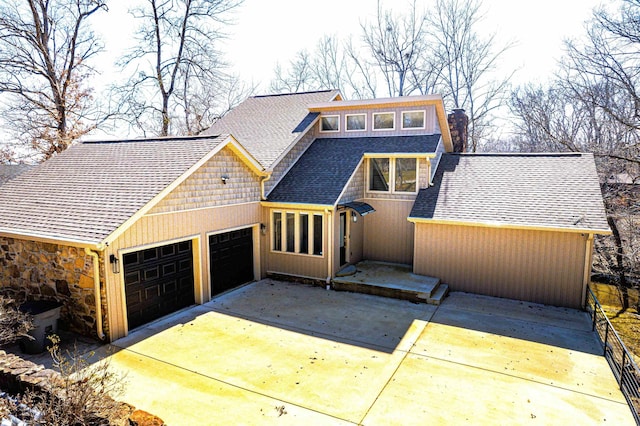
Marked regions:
[339,212,347,265]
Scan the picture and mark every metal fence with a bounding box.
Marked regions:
[585,286,640,424]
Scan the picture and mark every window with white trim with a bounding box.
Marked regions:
[402,110,425,129]
[368,157,418,193]
[346,114,366,131]
[272,211,324,256]
[320,115,339,132]
[373,112,395,130]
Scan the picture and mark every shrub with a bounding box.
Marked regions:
[0,295,32,346]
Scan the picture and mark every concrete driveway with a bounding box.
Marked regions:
[101,279,634,425]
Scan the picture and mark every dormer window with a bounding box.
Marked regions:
[346,114,366,131]
[402,110,425,129]
[373,112,395,130]
[320,115,339,132]
[368,157,418,193]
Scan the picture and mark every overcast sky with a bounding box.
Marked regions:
[94,0,604,94]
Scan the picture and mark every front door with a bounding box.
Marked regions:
[339,211,347,265]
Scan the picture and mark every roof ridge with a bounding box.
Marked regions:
[252,89,336,99]
[447,152,588,158]
[82,134,227,144]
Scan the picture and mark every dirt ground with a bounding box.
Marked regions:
[591,282,640,364]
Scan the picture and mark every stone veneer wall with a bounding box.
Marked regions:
[0,237,107,339]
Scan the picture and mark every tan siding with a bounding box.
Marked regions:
[339,162,365,203]
[349,211,364,264]
[265,129,318,194]
[363,199,414,264]
[104,202,261,340]
[315,105,439,138]
[413,223,589,308]
[149,146,261,214]
[262,207,329,280]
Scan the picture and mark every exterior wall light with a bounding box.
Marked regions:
[221,175,229,184]
[109,254,120,274]
[260,223,267,235]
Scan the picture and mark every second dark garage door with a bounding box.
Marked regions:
[210,228,254,296]
[124,240,195,330]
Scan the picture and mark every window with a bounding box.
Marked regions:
[373,112,395,130]
[313,214,323,255]
[395,158,417,192]
[272,211,324,256]
[402,110,425,129]
[368,158,418,193]
[286,213,295,252]
[369,158,390,191]
[299,214,309,254]
[320,115,339,132]
[346,114,366,131]
[273,212,282,251]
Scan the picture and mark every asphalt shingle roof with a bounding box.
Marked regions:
[268,135,441,205]
[0,164,34,185]
[410,153,610,232]
[204,90,340,169]
[0,135,228,245]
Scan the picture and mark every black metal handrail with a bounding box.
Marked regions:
[585,285,640,424]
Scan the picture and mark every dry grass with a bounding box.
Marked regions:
[591,282,640,364]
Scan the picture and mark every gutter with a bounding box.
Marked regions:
[260,174,272,201]
[84,248,106,340]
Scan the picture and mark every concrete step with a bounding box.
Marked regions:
[332,275,448,305]
[425,284,449,305]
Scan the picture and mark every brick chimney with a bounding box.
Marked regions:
[448,109,468,153]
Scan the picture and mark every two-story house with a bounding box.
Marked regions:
[0,91,610,341]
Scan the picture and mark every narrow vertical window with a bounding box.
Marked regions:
[313,214,323,256]
[395,158,417,192]
[286,212,295,252]
[369,158,390,191]
[273,212,282,251]
[299,213,309,254]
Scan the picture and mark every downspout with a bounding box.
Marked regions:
[581,234,595,308]
[84,248,106,340]
[326,208,333,284]
[260,173,272,201]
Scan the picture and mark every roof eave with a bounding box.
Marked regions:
[0,228,104,250]
[407,217,612,235]
[260,201,335,211]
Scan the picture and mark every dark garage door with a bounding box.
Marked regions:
[210,228,254,296]
[124,240,195,330]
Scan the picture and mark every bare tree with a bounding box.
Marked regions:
[116,0,243,137]
[0,0,107,162]
[428,0,513,152]
[509,0,640,306]
[361,0,435,97]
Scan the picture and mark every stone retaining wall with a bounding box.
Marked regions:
[0,349,164,425]
[0,237,108,338]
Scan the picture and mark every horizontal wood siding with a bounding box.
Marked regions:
[363,199,414,264]
[105,203,261,340]
[413,223,588,308]
[315,105,438,138]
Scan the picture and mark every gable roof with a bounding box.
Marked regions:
[409,153,610,233]
[267,135,441,205]
[0,135,259,247]
[0,164,34,185]
[204,90,341,169]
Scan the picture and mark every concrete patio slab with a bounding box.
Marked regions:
[97,279,634,425]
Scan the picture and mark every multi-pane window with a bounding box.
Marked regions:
[320,115,339,132]
[402,110,425,129]
[272,211,324,256]
[346,114,366,131]
[373,112,395,130]
[368,157,417,193]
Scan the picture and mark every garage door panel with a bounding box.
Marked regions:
[210,228,254,296]
[125,240,195,330]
